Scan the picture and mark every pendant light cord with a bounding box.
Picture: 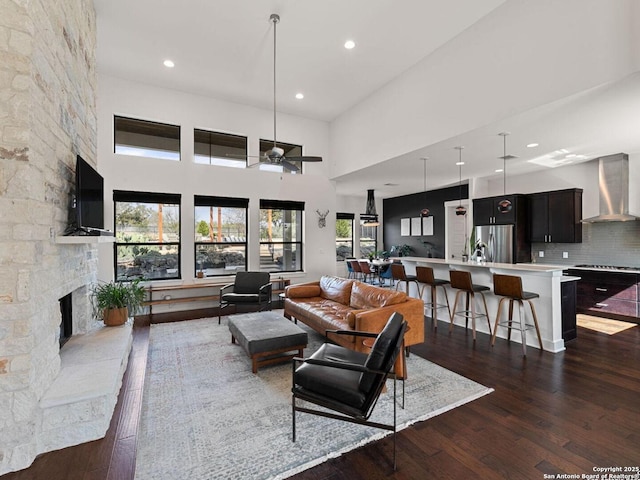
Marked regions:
[458,148,463,206]
[423,158,427,193]
[503,133,507,195]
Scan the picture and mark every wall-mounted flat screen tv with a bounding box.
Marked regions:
[75,155,105,233]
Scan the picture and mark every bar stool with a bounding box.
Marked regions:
[491,274,543,356]
[358,261,375,284]
[415,266,451,331]
[391,263,419,297]
[449,270,492,341]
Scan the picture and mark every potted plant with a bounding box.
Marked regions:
[390,244,413,257]
[91,279,146,326]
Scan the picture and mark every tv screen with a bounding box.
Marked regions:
[75,155,104,231]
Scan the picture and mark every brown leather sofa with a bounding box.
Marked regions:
[284,275,425,355]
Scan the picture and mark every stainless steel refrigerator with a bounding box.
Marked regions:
[474,225,514,263]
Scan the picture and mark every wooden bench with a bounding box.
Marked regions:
[142,277,291,316]
[143,282,226,315]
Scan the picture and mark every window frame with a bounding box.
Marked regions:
[259,199,304,273]
[194,195,249,277]
[194,128,248,168]
[359,222,378,259]
[336,212,355,261]
[113,190,181,281]
[114,116,181,161]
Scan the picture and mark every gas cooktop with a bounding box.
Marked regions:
[574,264,640,271]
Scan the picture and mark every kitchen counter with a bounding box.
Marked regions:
[399,257,577,353]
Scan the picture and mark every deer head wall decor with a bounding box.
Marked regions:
[316,209,329,228]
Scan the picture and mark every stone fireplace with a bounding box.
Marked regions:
[0,1,123,475]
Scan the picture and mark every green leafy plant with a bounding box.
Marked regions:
[90,280,146,318]
[390,244,413,257]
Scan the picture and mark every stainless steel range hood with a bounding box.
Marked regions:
[581,153,640,223]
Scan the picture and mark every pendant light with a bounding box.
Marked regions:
[497,132,517,213]
[420,157,431,217]
[454,146,467,216]
[361,189,379,226]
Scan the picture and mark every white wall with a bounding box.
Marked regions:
[329,0,639,179]
[97,75,334,284]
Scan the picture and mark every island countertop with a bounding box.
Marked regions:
[397,257,573,353]
[398,257,567,273]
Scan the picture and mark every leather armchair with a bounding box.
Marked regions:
[292,312,407,470]
[218,271,272,324]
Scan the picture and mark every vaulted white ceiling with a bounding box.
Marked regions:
[94,0,640,199]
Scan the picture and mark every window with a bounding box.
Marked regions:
[359,222,378,259]
[259,199,304,272]
[114,191,181,280]
[336,213,354,261]
[259,139,302,174]
[114,116,180,161]
[194,196,248,277]
[194,129,247,168]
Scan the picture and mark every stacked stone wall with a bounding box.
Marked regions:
[0,0,98,473]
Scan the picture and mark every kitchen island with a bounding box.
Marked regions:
[398,257,578,353]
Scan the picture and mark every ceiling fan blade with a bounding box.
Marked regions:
[285,156,323,162]
[281,160,300,172]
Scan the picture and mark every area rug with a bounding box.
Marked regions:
[134,316,493,480]
[577,314,637,335]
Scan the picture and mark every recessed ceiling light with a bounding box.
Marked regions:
[295,93,304,100]
[344,40,356,50]
[527,143,539,148]
[565,153,577,158]
[495,168,504,173]
[163,59,175,68]
[455,162,465,166]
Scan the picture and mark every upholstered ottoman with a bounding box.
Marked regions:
[228,311,308,373]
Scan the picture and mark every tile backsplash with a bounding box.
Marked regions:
[532,222,640,267]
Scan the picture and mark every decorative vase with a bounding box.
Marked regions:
[103,307,129,326]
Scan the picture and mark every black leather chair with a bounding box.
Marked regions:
[218,271,272,324]
[291,312,408,470]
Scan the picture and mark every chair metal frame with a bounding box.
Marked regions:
[218,272,273,324]
[291,322,407,470]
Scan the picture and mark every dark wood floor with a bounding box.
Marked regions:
[3,314,639,480]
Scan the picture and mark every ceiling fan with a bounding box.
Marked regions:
[247,13,323,172]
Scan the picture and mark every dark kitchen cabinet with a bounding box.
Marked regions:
[565,269,638,321]
[472,194,530,263]
[473,194,526,226]
[561,279,577,341]
[529,189,582,243]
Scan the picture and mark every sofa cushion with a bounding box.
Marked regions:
[319,276,353,305]
[350,281,407,309]
[286,284,321,298]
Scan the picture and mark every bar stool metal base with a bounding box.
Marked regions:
[450,291,492,341]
